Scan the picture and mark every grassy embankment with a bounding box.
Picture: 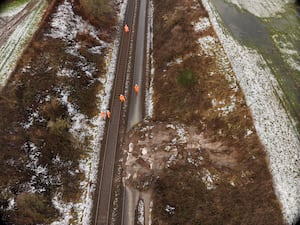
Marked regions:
[0,0,116,224]
[0,0,29,14]
[147,0,285,224]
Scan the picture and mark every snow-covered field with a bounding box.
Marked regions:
[271,25,300,74]
[0,1,29,17]
[227,0,293,18]
[0,0,47,87]
[203,0,300,224]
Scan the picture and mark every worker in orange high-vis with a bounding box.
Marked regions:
[106,110,111,119]
[100,111,105,119]
[119,94,126,103]
[134,83,139,94]
[124,24,129,33]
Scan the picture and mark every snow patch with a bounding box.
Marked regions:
[166,57,183,67]
[193,17,211,32]
[176,126,187,144]
[198,35,217,56]
[273,36,300,72]
[0,0,47,86]
[21,109,46,129]
[57,67,75,77]
[227,0,290,18]
[137,199,145,225]
[203,0,300,223]
[145,0,154,117]
[165,204,175,215]
[46,0,108,55]
[22,141,49,193]
[7,198,15,210]
[51,194,76,225]
[201,168,219,190]
[166,124,176,130]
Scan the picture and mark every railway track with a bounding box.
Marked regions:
[122,0,149,224]
[93,0,137,224]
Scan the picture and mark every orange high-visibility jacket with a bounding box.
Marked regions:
[119,94,126,102]
[124,24,129,33]
[134,84,139,94]
[100,111,105,118]
[106,110,111,118]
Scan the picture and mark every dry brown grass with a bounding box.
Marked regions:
[9,192,59,225]
[0,0,116,224]
[73,0,117,34]
[152,165,283,225]
[150,0,285,224]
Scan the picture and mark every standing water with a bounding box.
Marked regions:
[210,0,300,135]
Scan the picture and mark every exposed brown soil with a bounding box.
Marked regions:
[122,0,285,224]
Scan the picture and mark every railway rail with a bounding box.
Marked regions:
[93,0,137,224]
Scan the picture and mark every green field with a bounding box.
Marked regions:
[0,0,29,14]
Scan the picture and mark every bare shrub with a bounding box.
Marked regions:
[48,117,70,134]
[8,193,58,225]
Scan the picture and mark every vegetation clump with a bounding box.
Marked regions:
[74,0,116,30]
[149,0,285,224]
[177,70,197,88]
[8,193,58,225]
[0,0,29,14]
[0,0,117,223]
